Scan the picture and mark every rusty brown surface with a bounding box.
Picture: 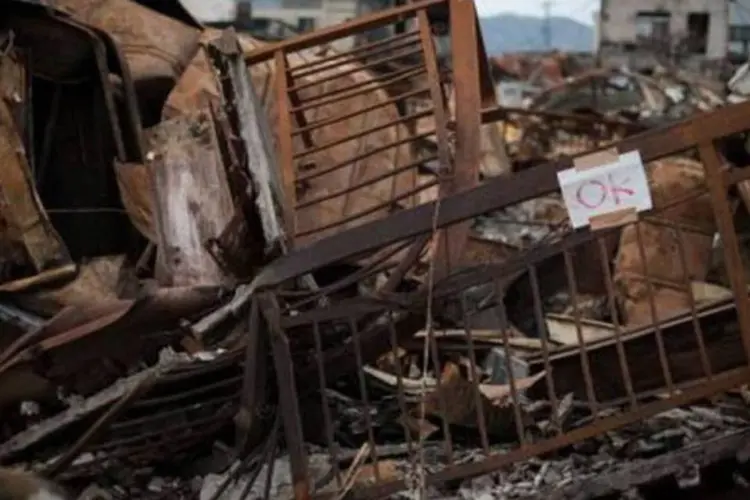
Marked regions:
[55,0,202,124]
[3,1,750,499]
[0,53,74,292]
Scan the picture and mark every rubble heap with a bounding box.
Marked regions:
[3,1,750,499]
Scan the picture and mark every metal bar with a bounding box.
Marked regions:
[495,287,528,446]
[289,64,427,115]
[378,234,431,294]
[417,9,451,174]
[415,6,456,258]
[699,141,750,363]
[427,324,455,463]
[289,31,419,77]
[285,239,412,310]
[94,407,235,451]
[562,249,598,416]
[387,313,415,454]
[296,155,436,209]
[262,429,279,500]
[45,371,159,477]
[132,375,241,409]
[249,100,750,292]
[292,107,433,160]
[675,227,713,380]
[237,300,262,452]
[297,130,436,183]
[597,237,638,410]
[280,299,388,328]
[352,368,750,499]
[292,86,429,137]
[476,106,649,132]
[260,293,311,500]
[109,394,236,431]
[285,72,315,150]
[459,294,490,454]
[633,222,675,393]
[350,317,383,482]
[288,47,424,93]
[294,179,439,238]
[313,321,342,488]
[244,0,444,64]
[528,265,561,432]
[432,0,481,278]
[274,50,298,240]
[337,107,375,244]
[93,419,229,464]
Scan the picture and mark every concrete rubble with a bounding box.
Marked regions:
[4,0,750,499]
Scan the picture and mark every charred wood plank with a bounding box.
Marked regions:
[148,110,235,288]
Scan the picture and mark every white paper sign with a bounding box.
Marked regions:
[557,151,652,229]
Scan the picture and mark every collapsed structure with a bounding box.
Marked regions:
[3,0,750,499]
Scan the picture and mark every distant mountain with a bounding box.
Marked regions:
[479,14,594,54]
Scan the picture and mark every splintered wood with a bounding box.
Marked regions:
[148,110,234,287]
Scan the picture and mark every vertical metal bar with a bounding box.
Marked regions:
[261,429,279,500]
[283,66,315,150]
[597,237,638,410]
[388,113,408,209]
[340,110,373,222]
[528,266,561,432]
[260,293,310,500]
[237,299,262,452]
[495,285,528,445]
[699,141,750,362]
[427,324,455,462]
[387,313,414,454]
[379,234,431,294]
[674,227,713,380]
[417,10,452,172]
[312,321,342,487]
[460,294,490,454]
[350,317,382,482]
[562,249,598,416]
[633,222,675,394]
[433,0,483,278]
[274,50,299,241]
[418,7,457,280]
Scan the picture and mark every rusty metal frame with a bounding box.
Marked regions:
[252,100,750,290]
[258,93,750,499]
[245,0,484,278]
[0,3,145,292]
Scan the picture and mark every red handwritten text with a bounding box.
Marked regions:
[575,172,635,209]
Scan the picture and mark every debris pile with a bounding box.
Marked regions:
[3,0,750,499]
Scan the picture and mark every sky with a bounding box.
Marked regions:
[474,0,598,25]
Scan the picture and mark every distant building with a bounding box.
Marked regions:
[729,0,750,61]
[596,0,730,70]
[182,0,404,49]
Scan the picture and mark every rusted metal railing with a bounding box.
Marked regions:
[244,0,489,268]
[249,92,750,498]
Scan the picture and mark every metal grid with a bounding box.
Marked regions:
[252,95,750,498]
[244,0,489,257]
